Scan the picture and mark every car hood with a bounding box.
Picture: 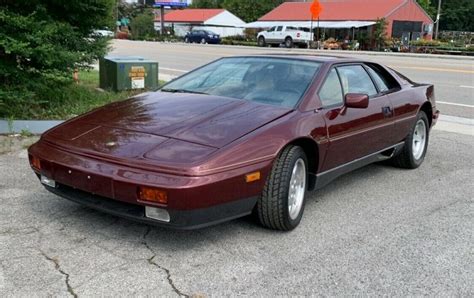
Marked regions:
[43,92,291,165]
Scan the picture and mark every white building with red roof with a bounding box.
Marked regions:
[155,9,246,37]
[247,0,433,41]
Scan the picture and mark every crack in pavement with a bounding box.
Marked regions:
[142,227,189,297]
[39,250,77,298]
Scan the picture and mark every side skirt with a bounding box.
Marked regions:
[314,142,405,190]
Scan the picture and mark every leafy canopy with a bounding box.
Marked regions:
[191,0,284,23]
[0,0,115,83]
[0,0,115,117]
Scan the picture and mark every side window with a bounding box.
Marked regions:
[366,66,389,93]
[337,65,378,97]
[318,68,344,107]
[268,27,276,32]
[276,26,283,32]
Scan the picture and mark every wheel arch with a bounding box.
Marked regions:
[286,137,319,191]
[419,101,433,127]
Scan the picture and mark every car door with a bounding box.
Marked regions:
[189,31,197,42]
[318,64,394,171]
[266,26,276,42]
[275,26,284,42]
[366,63,415,145]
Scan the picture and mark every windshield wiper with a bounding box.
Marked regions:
[160,88,208,95]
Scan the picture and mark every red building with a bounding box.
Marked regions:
[259,0,434,40]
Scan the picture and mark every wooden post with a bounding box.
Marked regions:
[160,6,165,35]
[434,0,442,39]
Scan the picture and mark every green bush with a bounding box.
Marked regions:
[130,10,156,40]
[0,0,115,119]
[0,71,139,120]
[410,40,443,47]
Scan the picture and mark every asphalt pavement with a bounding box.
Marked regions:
[110,40,474,119]
[0,126,472,296]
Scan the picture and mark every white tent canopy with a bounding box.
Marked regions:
[243,21,375,29]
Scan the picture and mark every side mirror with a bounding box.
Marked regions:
[345,93,369,109]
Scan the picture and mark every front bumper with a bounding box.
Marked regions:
[29,141,270,229]
[43,182,257,229]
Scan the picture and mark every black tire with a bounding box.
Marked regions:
[285,37,293,48]
[391,111,430,169]
[258,36,266,47]
[184,37,189,43]
[257,145,308,231]
[201,38,207,44]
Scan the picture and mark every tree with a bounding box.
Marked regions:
[416,0,474,32]
[0,0,115,110]
[416,0,436,18]
[374,18,388,50]
[190,0,224,8]
[130,10,156,39]
[222,0,285,23]
[438,0,474,32]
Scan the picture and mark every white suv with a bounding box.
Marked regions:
[257,25,312,48]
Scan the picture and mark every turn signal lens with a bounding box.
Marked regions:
[138,187,168,205]
[245,171,261,183]
[30,156,41,170]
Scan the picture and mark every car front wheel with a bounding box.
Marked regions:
[391,111,429,169]
[257,145,308,231]
[258,36,266,47]
[201,38,207,44]
[184,37,189,43]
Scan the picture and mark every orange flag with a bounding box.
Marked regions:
[310,0,323,20]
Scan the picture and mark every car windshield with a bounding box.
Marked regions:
[161,57,322,108]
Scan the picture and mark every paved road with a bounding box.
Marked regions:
[110,40,474,119]
[1,126,472,296]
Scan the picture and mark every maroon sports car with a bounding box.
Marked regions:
[29,55,439,231]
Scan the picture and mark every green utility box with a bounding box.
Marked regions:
[99,56,159,91]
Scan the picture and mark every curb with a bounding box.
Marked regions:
[0,120,64,135]
[216,44,474,61]
[113,40,474,61]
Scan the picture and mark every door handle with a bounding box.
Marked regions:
[382,106,393,117]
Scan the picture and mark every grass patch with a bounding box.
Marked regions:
[1,70,166,120]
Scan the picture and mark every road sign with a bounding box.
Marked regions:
[152,0,188,8]
[310,0,323,20]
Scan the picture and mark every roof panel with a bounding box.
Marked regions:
[155,9,225,23]
[259,0,406,21]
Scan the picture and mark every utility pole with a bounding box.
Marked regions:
[434,0,442,39]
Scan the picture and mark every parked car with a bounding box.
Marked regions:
[28,55,439,231]
[258,26,312,48]
[184,30,221,44]
[92,29,114,38]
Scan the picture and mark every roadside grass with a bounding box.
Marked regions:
[0,135,39,155]
[2,70,165,120]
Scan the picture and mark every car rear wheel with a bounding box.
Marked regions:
[184,37,189,43]
[285,37,293,48]
[258,36,266,47]
[391,111,429,169]
[201,38,207,44]
[257,145,308,231]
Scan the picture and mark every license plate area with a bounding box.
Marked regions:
[52,164,113,198]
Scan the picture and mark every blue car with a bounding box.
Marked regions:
[184,30,221,44]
